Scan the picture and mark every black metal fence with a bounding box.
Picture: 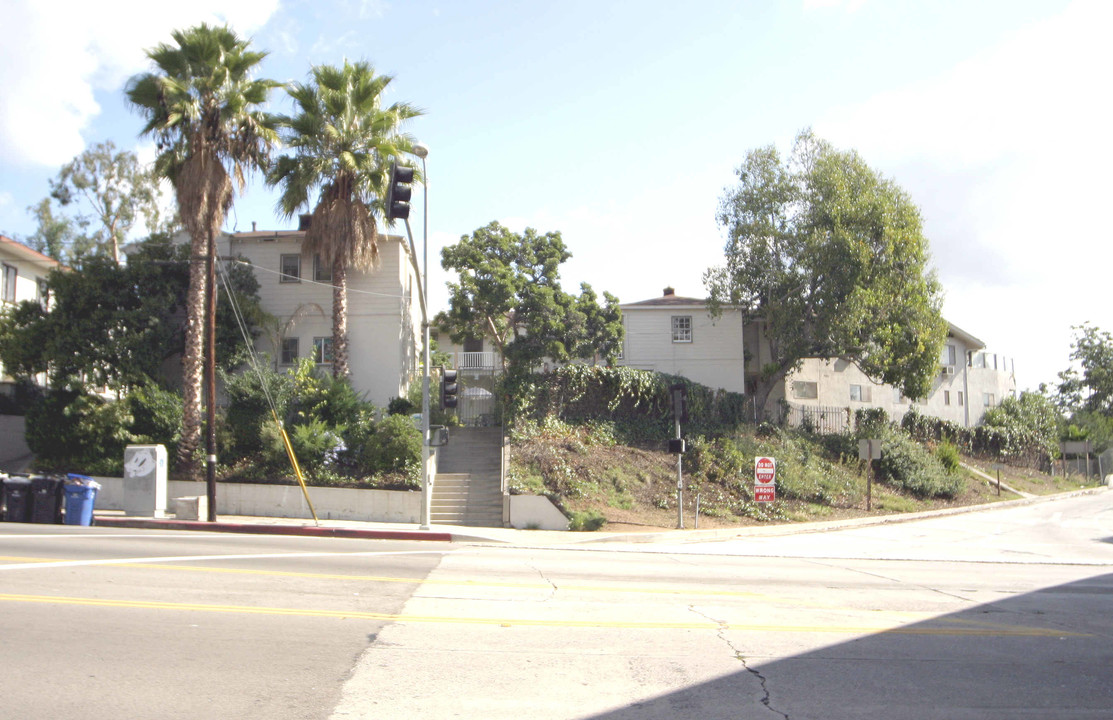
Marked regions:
[780,403,853,435]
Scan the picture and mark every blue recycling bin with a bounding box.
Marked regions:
[63,478,98,526]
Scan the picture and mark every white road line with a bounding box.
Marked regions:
[0,549,454,571]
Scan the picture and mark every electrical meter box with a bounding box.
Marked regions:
[122,444,168,517]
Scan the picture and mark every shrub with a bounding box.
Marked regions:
[877,428,963,498]
[568,509,607,531]
[354,413,421,477]
[127,382,182,456]
[936,439,961,474]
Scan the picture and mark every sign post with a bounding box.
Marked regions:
[670,384,687,529]
[754,456,776,503]
[858,438,882,511]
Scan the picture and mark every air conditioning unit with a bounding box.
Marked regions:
[941,366,955,377]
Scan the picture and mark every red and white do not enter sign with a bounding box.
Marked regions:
[754,456,776,484]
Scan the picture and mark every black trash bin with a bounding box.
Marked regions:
[30,475,64,524]
[2,476,32,523]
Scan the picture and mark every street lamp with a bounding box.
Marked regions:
[413,142,431,530]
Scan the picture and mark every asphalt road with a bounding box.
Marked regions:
[0,529,449,719]
[2,490,1112,719]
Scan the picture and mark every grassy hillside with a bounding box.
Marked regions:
[506,417,1100,531]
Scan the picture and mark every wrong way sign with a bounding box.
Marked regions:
[754,456,776,502]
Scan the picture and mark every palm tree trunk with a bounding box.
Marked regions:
[332,259,349,378]
[178,229,208,477]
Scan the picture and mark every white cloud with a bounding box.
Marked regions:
[814,0,1113,390]
[0,0,280,168]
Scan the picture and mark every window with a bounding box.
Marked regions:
[792,381,818,399]
[280,338,299,365]
[944,391,951,406]
[850,384,871,402]
[892,388,904,404]
[2,263,16,303]
[984,393,995,407]
[671,316,692,343]
[313,254,332,283]
[280,254,301,283]
[313,337,334,364]
[941,344,956,366]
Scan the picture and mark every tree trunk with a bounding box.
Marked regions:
[332,259,349,378]
[177,228,208,477]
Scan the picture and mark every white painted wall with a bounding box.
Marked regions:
[220,230,422,408]
[619,302,746,393]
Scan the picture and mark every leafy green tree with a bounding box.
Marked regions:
[1056,324,1113,414]
[24,198,80,264]
[126,23,280,475]
[705,130,947,416]
[1054,324,1113,451]
[0,234,264,394]
[982,391,1062,461]
[46,140,173,265]
[439,221,625,375]
[267,60,422,379]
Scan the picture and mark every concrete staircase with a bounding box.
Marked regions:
[432,427,504,527]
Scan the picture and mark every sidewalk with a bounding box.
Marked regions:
[91,485,1110,547]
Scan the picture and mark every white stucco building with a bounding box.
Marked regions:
[618,287,1017,428]
[216,227,423,408]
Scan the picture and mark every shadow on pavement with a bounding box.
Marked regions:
[586,573,1113,720]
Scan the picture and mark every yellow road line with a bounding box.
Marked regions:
[0,593,1087,636]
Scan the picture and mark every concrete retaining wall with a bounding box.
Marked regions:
[92,477,568,529]
[93,478,423,524]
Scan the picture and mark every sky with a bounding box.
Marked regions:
[1,0,1109,393]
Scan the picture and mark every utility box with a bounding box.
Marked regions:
[122,444,168,517]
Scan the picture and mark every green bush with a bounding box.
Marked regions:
[222,363,294,455]
[936,439,961,474]
[877,428,963,498]
[127,382,182,456]
[25,391,132,475]
[348,414,421,484]
[567,509,607,531]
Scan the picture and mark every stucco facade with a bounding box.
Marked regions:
[618,288,746,394]
[619,288,1017,429]
[218,228,423,409]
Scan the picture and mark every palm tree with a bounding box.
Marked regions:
[126,24,279,477]
[267,60,422,379]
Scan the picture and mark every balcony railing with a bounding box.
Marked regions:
[454,352,498,371]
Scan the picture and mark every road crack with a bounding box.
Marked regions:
[689,606,789,719]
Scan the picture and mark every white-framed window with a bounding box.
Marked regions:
[671,316,692,343]
[792,381,818,400]
[313,254,332,283]
[850,384,871,402]
[280,338,299,365]
[2,263,16,303]
[280,254,301,283]
[958,392,964,406]
[313,337,334,364]
[944,391,951,406]
[941,344,956,366]
[892,388,905,404]
[984,393,996,407]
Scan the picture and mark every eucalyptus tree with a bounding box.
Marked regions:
[267,60,423,379]
[125,23,280,474]
[706,130,947,416]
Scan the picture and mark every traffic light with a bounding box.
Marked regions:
[385,161,414,221]
[441,369,458,410]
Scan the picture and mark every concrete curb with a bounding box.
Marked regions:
[90,485,1110,546]
[93,516,455,543]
